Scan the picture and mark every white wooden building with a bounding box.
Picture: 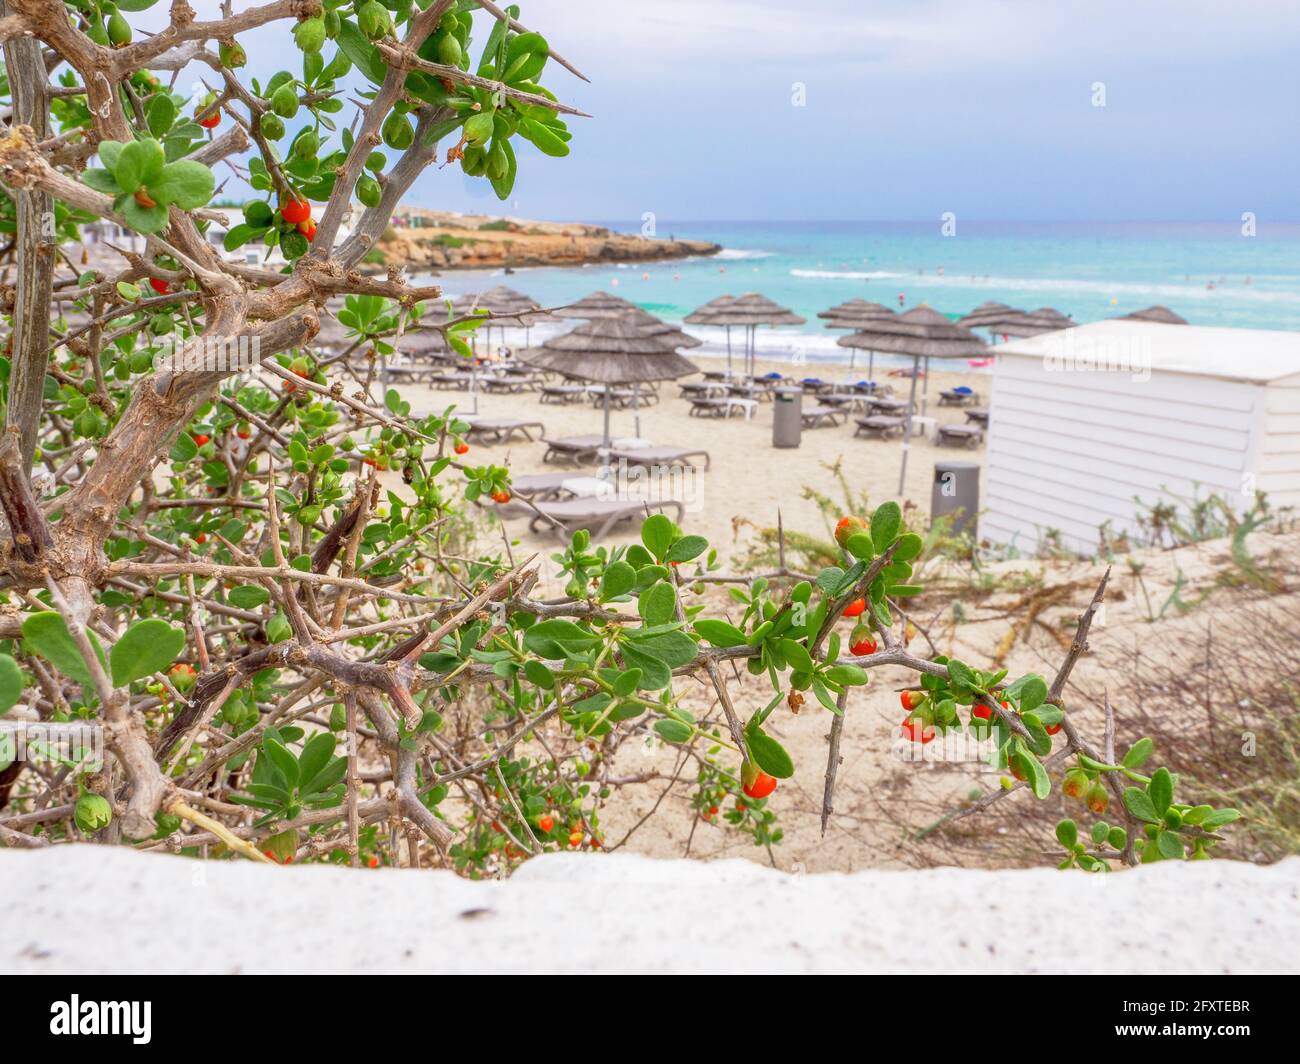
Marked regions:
[983,320,1300,554]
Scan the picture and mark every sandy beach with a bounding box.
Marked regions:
[385,353,988,563]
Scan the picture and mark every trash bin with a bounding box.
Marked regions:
[931,461,979,537]
[773,388,802,448]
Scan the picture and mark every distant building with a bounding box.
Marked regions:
[983,321,1300,553]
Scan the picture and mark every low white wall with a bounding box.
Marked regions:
[3,848,1296,974]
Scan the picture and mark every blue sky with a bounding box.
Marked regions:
[179,0,1300,224]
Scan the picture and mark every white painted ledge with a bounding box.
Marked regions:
[4,848,1297,974]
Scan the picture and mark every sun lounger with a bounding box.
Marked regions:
[606,445,711,471]
[801,405,847,428]
[526,498,685,540]
[509,473,574,500]
[539,384,588,405]
[482,373,543,394]
[939,387,981,407]
[588,385,658,409]
[936,423,984,448]
[428,370,475,390]
[867,396,911,415]
[854,416,906,439]
[965,407,990,427]
[542,434,606,464]
[464,418,547,445]
[727,383,771,402]
[688,396,755,419]
[679,381,729,399]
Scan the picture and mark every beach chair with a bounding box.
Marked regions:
[867,396,911,416]
[801,405,847,429]
[464,418,547,445]
[679,381,725,399]
[526,498,685,540]
[853,416,906,440]
[688,396,754,419]
[539,384,588,405]
[965,407,990,427]
[606,445,711,471]
[542,434,606,464]
[428,370,475,390]
[939,386,980,407]
[482,373,543,394]
[936,423,984,448]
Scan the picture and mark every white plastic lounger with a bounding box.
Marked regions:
[527,498,685,540]
[464,418,546,444]
[606,446,711,471]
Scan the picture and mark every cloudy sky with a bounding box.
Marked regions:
[181,0,1299,223]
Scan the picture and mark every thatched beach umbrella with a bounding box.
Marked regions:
[838,306,988,494]
[685,295,741,372]
[819,299,896,375]
[520,317,698,462]
[1117,305,1187,325]
[451,285,548,413]
[690,293,805,377]
[1000,307,1075,338]
[552,291,644,320]
[956,302,1026,336]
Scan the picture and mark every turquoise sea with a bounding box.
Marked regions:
[432,221,1300,371]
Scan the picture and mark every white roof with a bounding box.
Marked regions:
[995,320,1300,385]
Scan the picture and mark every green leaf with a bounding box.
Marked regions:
[870,501,902,552]
[1148,767,1174,816]
[0,654,24,715]
[638,581,677,626]
[522,618,600,658]
[169,432,198,463]
[1122,737,1154,769]
[823,664,868,687]
[21,612,104,687]
[115,138,166,192]
[1199,809,1241,829]
[228,585,271,608]
[337,20,388,84]
[779,638,814,674]
[844,532,874,561]
[109,619,186,686]
[97,140,125,171]
[640,513,674,560]
[1123,787,1159,823]
[892,532,924,562]
[693,619,748,647]
[1156,829,1185,860]
[262,736,299,787]
[297,732,336,791]
[147,94,176,137]
[120,194,169,234]
[152,160,215,209]
[520,119,569,157]
[1005,673,1048,712]
[523,659,555,689]
[1022,750,1050,799]
[654,718,692,744]
[665,535,707,564]
[81,168,122,194]
[619,642,670,690]
[946,659,980,692]
[1055,819,1078,849]
[745,726,794,779]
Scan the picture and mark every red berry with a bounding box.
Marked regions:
[834,514,867,548]
[454,442,469,455]
[237,430,251,440]
[972,703,993,722]
[848,623,876,657]
[149,277,171,295]
[742,771,777,800]
[280,198,311,224]
[195,532,207,544]
[900,690,924,711]
[842,597,866,618]
[192,433,210,446]
[298,219,317,241]
[899,716,935,744]
[491,490,511,504]
[568,830,583,847]
[709,806,719,816]
[198,112,220,129]
[537,814,554,834]
[1086,783,1109,815]
[367,856,379,868]
[1062,769,1087,799]
[735,800,746,811]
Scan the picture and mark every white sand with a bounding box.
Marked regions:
[383,355,987,558]
[4,847,1296,973]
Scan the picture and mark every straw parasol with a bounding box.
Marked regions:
[818,299,896,375]
[520,317,698,460]
[1117,305,1188,325]
[685,295,741,372]
[686,293,805,377]
[619,305,703,350]
[450,285,548,412]
[999,307,1076,337]
[551,291,645,320]
[956,301,1024,332]
[837,306,988,493]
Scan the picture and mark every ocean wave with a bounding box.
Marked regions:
[715,248,774,260]
[871,272,1300,305]
[790,268,905,280]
